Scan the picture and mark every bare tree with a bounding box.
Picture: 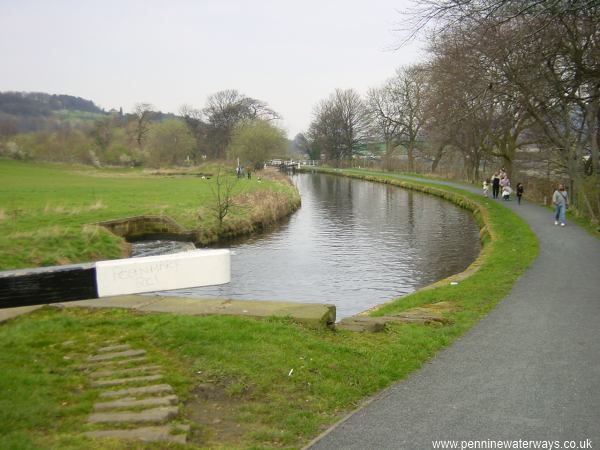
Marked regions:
[131,103,154,150]
[292,133,315,159]
[308,88,369,162]
[0,117,18,141]
[366,65,428,172]
[209,166,240,229]
[407,0,600,218]
[402,0,598,45]
[203,90,280,159]
[91,117,114,154]
[394,65,428,172]
[179,104,210,161]
[366,82,404,168]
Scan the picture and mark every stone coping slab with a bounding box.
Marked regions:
[78,356,149,370]
[88,406,178,424]
[100,384,174,399]
[90,365,161,379]
[91,374,163,387]
[98,344,131,353]
[56,295,336,329]
[88,349,146,362]
[94,395,178,411]
[0,305,43,323]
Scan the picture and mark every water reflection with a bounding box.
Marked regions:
[149,173,480,319]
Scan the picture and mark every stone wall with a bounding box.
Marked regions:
[98,216,195,242]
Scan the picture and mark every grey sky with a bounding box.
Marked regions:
[0,0,424,137]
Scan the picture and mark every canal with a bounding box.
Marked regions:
[137,173,481,319]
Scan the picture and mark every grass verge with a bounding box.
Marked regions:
[0,159,299,270]
[0,168,539,449]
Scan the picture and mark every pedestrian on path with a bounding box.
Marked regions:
[516,183,524,204]
[483,179,490,197]
[552,183,569,226]
[491,172,501,199]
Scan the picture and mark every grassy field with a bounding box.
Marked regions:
[0,159,299,270]
[0,167,539,449]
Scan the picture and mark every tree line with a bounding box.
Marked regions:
[0,89,288,169]
[300,0,599,222]
[0,92,103,118]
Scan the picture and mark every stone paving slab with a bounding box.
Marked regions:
[78,356,149,370]
[336,317,387,332]
[94,394,179,411]
[97,344,131,353]
[88,349,146,362]
[84,425,188,444]
[90,365,161,379]
[91,374,163,387]
[100,384,174,399]
[88,406,179,424]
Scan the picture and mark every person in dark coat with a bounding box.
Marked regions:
[516,183,524,204]
[491,171,501,199]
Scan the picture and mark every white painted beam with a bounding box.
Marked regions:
[0,249,230,308]
[95,249,230,297]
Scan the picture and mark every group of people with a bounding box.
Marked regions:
[483,168,524,204]
[482,168,570,227]
[236,166,252,179]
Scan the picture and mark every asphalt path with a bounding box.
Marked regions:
[309,177,600,450]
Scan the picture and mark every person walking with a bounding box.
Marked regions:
[491,172,501,199]
[552,183,569,226]
[483,179,490,197]
[516,183,524,204]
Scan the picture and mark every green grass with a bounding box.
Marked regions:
[0,167,540,449]
[0,307,480,449]
[0,159,298,269]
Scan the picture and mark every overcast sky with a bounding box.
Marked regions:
[0,0,425,137]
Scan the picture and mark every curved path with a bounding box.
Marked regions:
[310,176,600,449]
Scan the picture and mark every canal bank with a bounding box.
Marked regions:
[0,169,540,450]
[297,167,503,316]
[163,172,481,319]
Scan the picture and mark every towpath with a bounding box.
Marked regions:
[309,176,600,450]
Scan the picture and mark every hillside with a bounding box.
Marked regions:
[0,91,107,133]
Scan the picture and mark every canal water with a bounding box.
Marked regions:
[135,173,481,319]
